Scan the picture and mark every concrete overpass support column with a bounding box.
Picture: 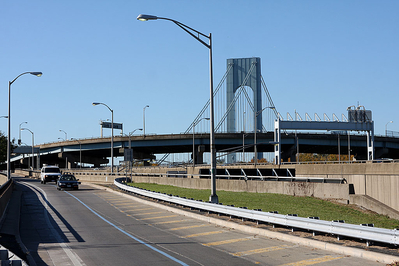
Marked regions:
[367,126,374,160]
[195,145,205,164]
[274,119,281,165]
[194,145,205,164]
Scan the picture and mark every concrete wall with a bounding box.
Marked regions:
[68,173,349,203]
[14,162,399,216]
[0,175,7,185]
[130,176,350,203]
[296,163,399,213]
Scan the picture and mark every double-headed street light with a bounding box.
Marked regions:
[129,128,143,149]
[19,121,27,145]
[137,14,218,203]
[59,129,68,140]
[92,102,114,173]
[21,128,35,170]
[71,138,82,169]
[7,72,42,179]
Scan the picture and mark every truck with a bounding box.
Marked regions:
[40,165,61,184]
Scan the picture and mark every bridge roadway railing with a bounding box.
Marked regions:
[65,169,345,183]
[114,177,398,246]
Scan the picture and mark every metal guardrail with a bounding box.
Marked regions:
[114,177,399,246]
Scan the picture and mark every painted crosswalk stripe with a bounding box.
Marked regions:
[232,245,291,257]
[123,207,154,211]
[203,237,252,246]
[140,215,179,220]
[169,224,208,231]
[152,220,188,225]
[183,230,225,238]
[135,211,164,215]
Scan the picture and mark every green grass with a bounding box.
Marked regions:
[128,182,399,229]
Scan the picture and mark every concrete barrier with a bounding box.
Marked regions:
[296,163,399,214]
[14,162,399,216]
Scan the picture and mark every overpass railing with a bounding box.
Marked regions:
[114,177,399,246]
[67,170,345,183]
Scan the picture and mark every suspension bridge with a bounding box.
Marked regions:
[10,57,399,168]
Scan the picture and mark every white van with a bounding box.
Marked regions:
[40,165,61,184]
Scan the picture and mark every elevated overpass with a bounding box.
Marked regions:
[10,132,399,168]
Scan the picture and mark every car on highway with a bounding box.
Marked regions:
[56,174,81,190]
[41,165,61,184]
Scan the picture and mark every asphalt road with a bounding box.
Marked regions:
[14,177,384,266]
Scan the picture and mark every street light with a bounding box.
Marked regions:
[254,106,275,166]
[385,121,393,136]
[128,128,143,149]
[92,102,114,173]
[7,72,42,179]
[192,118,209,168]
[19,121,27,145]
[21,128,34,170]
[143,105,149,136]
[59,129,68,140]
[137,14,218,203]
[71,138,82,169]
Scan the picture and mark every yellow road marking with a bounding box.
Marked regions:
[113,202,139,206]
[134,211,164,215]
[232,245,291,257]
[124,207,154,211]
[140,215,179,220]
[203,237,251,246]
[152,220,187,225]
[169,224,208,231]
[183,230,225,238]
[279,255,344,266]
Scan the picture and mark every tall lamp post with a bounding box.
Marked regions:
[7,72,42,179]
[143,105,149,136]
[192,118,210,168]
[21,128,34,170]
[385,121,393,136]
[59,129,68,140]
[19,121,27,145]
[254,106,274,166]
[71,138,82,169]
[137,14,218,203]
[93,102,114,173]
[128,128,143,149]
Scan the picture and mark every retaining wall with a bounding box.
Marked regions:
[296,163,399,214]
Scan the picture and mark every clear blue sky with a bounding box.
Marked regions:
[1,0,398,146]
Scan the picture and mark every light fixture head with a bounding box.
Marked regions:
[137,14,158,21]
[92,102,100,106]
[30,72,42,77]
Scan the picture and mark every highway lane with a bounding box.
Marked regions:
[15,177,384,266]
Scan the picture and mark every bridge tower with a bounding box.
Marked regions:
[226,57,262,163]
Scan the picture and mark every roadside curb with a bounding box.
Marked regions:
[86,182,399,265]
[0,184,36,266]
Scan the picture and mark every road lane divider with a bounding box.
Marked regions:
[65,191,189,266]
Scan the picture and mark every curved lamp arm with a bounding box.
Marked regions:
[137,14,211,49]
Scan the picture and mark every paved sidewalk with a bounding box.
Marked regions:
[0,180,33,265]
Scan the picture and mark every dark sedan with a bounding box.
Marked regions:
[56,174,81,190]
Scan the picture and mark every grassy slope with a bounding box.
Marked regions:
[128,182,399,229]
